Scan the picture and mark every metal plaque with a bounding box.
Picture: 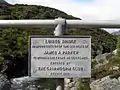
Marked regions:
[29,35,91,78]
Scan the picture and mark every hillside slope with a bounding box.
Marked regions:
[0,4,116,52]
[0,4,117,79]
[0,0,9,4]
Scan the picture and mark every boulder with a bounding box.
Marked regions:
[112,49,117,55]
[109,66,119,71]
[0,74,10,90]
[95,53,109,63]
[90,75,120,90]
[10,76,39,90]
[64,78,78,90]
[10,76,54,90]
[94,53,115,68]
